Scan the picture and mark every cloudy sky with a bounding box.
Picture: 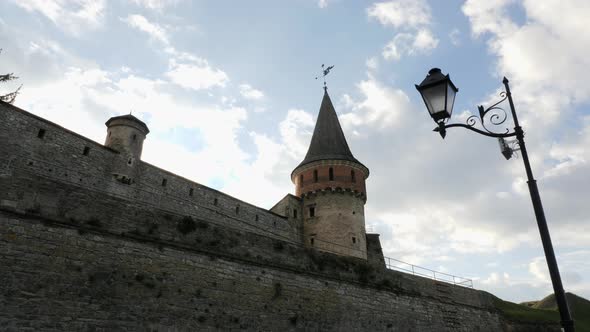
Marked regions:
[1,0,588,303]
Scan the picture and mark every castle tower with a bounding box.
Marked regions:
[291,89,369,259]
[105,114,150,165]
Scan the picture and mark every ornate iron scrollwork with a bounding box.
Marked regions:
[466,91,510,135]
[436,91,516,139]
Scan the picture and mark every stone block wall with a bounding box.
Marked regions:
[0,102,299,243]
[303,192,368,259]
[0,207,509,331]
[0,102,561,331]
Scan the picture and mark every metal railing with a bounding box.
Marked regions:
[384,256,473,288]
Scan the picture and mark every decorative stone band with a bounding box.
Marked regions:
[299,187,366,202]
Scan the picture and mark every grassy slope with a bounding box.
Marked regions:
[531,293,590,332]
[493,295,559,324]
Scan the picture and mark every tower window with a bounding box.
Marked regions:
[37,129,46,139]
[293,209,297,218]
[235,206,240,214]
[309,206,315,217]
[82,146,90,156]
[351,170,356,183]
[132,134,137,141]
[108,131,111,137]
[161,179,167,187]
[310,238,315,246]
[313,169,318,183]
[299,174,303,185]
[255,214,259,221]
[214,198,218,206]
[189,188,194,196]
[352,237,356,244]
[329,167,334,181]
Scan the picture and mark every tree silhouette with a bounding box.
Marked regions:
[0,49,21,104]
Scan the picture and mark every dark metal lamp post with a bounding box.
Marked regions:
[416,68,575,332]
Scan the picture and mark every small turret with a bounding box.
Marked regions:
[105,114,149,164]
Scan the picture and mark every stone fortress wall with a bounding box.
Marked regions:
[0,102,559,331]
[0,102,303,244]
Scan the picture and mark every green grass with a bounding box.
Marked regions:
[531,293,590,332]
[495,292,590,332]
[493,296,559,324]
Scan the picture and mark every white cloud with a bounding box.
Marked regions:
[318,0,330,9]
[412,28,438,51]
[462,0,517,37]
[278,109,315,159]
[340,75,413,130]
[166,58,229,91]
[382,29,438,60]
[528,257,550,285]
[11,0,105,35]
[462,0,590,127]
[365,57,379,71]
[130,0,180,10]
[239,84,264,100]
[367,0,430,29]
[367,0,439,61]
[449,28,461,46]
[122,14,169,45]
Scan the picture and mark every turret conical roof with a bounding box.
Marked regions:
[294,89,365,171]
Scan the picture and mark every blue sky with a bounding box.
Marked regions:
[1,0,589,303]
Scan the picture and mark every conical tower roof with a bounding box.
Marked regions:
[294,89,366,172]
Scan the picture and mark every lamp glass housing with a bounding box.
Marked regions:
[416,68,458,123]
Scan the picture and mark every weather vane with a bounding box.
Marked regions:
[315,64,334,90]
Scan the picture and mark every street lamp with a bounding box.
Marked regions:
[416,68,575,332]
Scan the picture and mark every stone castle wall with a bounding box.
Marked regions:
[1,203,513,331]
[0,102,560,331]
[0,103,302,243]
